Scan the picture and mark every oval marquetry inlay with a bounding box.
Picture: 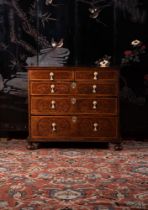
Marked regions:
[32,98,71,113]
[33,84,49,94]
[37,118,71,136]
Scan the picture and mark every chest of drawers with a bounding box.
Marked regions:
[28,67,121,149]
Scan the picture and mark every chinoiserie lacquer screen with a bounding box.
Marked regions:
[0,0,148,136]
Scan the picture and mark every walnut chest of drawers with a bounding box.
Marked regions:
[28,67,121,149]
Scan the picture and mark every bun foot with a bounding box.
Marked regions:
[114,143,123,151]
[27,142,40,150]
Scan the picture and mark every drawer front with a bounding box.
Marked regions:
[29,69,118,82]
[31,116,118,139]
[75,70,118,81]
[29,70,73,81]
[31,97,117,115]
[30,82,118,96]
[78,116,117,138]
[30,82,72,95]
[77,83,118,96]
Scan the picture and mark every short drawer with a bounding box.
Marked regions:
[31,97,118,115]
[30,116,118,139]
[30,82,72,95]
[77,82,118,96]
[29,70,74,81]
[75,69,118,81]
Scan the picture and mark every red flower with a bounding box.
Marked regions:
[141,44,146,50]
[124,50,133,57]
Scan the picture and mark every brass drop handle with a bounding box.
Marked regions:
[92,100,97,109]
[49,72,54,80]
[51,122,56,132]
[93,123,98,132]
[50,84,55,93]
[92,85,97,93]
[93,72,98,80]
[51,100,56,109]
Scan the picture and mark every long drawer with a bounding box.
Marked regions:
[31,97,118,115]
[30,81,118,96]
[30,116,118,140]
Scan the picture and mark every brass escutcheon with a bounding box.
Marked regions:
[71,97,77,104]
[71,81,77,89]
[72,116,77,123]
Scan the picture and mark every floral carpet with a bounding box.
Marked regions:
[0,139,147,210]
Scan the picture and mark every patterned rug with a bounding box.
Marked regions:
[0,139,147,210]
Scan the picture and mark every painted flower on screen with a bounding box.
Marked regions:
[131,39,141,47]
[121,39,146,65]
[95,55,111,67]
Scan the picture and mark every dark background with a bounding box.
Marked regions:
[0,0,148,139]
